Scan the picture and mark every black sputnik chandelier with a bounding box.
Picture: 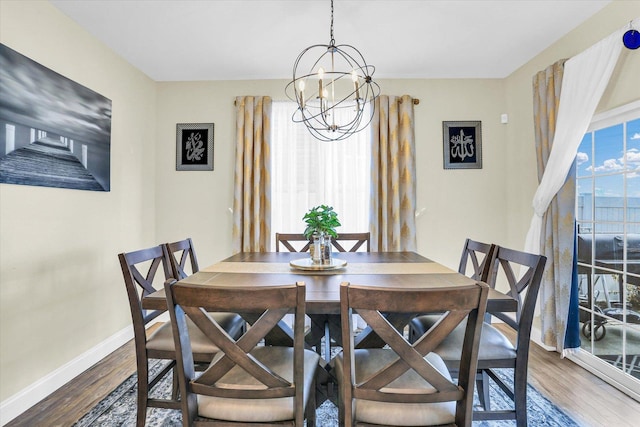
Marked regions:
[285,0,380,142]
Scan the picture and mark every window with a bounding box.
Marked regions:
[269,101,371,250]
[575,100,640,392]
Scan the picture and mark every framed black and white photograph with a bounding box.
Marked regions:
[0,44,112,191]
[176,123,214,171]
[442,120,482,169]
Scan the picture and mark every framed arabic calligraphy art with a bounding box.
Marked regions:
[442,121,482,169]
[176,123,214,171]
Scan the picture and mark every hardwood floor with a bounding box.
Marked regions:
[5,338,138,427]
[6,324,640,426]
[524,337,640,426]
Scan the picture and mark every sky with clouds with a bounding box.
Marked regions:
[577,118,640,198]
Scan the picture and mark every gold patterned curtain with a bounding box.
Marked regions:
[533,61,578,352]
[370,95,417,252]
[232,96,272,253]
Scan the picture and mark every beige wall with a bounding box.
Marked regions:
[0,1,157,401]
[0,0,638,412]
[155,78,508,268]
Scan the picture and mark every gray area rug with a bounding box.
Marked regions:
[74,359,578,426]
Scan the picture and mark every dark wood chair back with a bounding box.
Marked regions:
[338,281,489,427]
[275,233,311,252]
[275,232,371,253]
[486,245,546,346]
[118,245,172,339]
[165,280,319,426]
[331,232,371,252]
[164,237,199,279]
[458,238,496,282]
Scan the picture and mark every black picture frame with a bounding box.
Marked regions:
[442,121,482,169]
[176,123,214,171]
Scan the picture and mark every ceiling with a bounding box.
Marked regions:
[49,0,611,82]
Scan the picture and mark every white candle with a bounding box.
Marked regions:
[298,80,306,109]
[318,67,324,98]
[351,70,360,100]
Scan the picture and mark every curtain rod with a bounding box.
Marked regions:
[397,98,420,105]
[234,98,420,105]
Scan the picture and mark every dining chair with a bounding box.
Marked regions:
[335,280,489,427]
[409,238,496,342]
[330,232,371,252]
[276,232,371,344]
[164,237,246,338]
[275,233,312,252]
[273,231,370,358]
[414,246,547,426]
[164,279,320,426]
[118,245,226,427]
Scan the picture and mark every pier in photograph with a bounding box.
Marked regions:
[0,137,103,191]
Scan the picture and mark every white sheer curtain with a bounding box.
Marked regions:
[270,101,371,250]
[524,21,634,256]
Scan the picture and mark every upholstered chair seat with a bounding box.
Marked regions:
[334,349,457,426]
[196,347,319,423]
[146,313,245,356]
[410,315,517,362]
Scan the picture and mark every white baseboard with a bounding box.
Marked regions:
[0,325,134,426]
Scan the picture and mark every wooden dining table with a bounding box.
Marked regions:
[143,250,516,405]
[144,251,516,311]
[143,250,516,353]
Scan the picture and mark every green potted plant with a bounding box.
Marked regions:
[302,204,341,239]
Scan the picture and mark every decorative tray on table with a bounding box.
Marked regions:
[289,257,347,271]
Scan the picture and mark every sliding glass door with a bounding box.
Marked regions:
[574,101,640,397]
